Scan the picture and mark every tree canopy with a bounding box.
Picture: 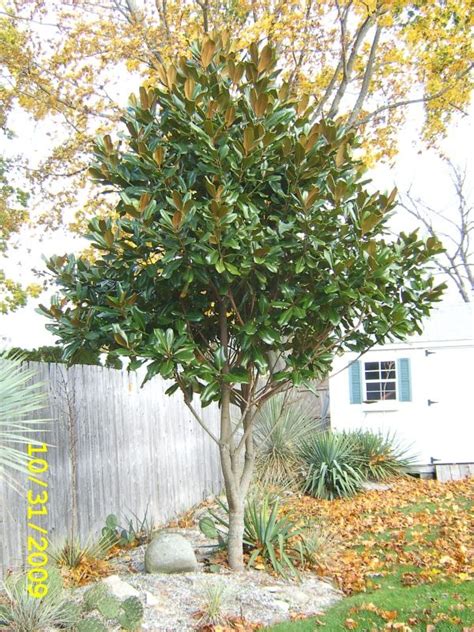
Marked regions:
[0,1,472,312]
[40,37,445,569]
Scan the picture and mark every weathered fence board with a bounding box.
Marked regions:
[0,361,222,576]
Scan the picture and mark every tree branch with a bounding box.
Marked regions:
[328,13,374,118]
[182,393,222,445]
[194,0,209,33]
[348,24,382,125]
[355,63,474,127]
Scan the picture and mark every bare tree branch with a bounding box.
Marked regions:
[194,0,209,33]
[348,23,382,125]
[182,393,222,445]
[154,0,171,39]
[328,13,374,118]
[399,158,473,302]
[355,63,474,127]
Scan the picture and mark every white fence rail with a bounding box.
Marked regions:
[0,361,222,576]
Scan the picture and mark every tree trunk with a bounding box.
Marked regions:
[218,384,256,571]
[227,500,245,571]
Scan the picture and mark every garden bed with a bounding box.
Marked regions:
[2,477,472,631]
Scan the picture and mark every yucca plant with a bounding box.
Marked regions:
[0,569,79,632]
[346,429,415,481]
[299,431,364,499]
[0,352,51,489]
[253,395,323,489]
[200,494,306,578]
[49,537,112,570]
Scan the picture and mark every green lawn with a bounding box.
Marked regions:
[268,576,474,631]
[267,478,474,631]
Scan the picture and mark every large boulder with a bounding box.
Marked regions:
[145,532,198,574]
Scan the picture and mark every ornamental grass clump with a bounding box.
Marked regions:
[196,580,229,628]
[0,569,79,632]
[299,431,364,499]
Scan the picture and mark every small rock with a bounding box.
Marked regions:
[143,590,160,606]
[145,532,198,574]
[361,481,391,491]
[102,575,140,599]
[272,599,290,612]
[262,587,309,606]
[287,589,311,606]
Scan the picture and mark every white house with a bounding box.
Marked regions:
[329,301,474,465]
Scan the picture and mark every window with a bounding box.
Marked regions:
[349,358,411,405]
[364,360,397,401]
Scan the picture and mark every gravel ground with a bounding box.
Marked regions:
[102,527,341,631]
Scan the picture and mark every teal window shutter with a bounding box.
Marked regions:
[397,358,412,401]
[349,361,362,404]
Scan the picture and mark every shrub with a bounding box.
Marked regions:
[299,431,364,499]
[199,494,306,578]
[346,429,415,481]
[253,395,322,489]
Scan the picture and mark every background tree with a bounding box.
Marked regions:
[400,158,473,302]
[0,155,42,312]
[4,345,118,365]
[0,0,471,289]
[40,38,444,569]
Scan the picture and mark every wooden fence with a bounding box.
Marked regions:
[0,361,223,576]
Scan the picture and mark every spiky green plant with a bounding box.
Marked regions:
[197,581,229,628]
[0,569,79,632]
[299,431,364,499]
[49,537,112,570]
[200,494,306,578]
[346,429,415,481]
[0,352,51,489]
[253,395,322,489]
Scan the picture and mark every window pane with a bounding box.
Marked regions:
[365,370,380,380]
[382,361,395,370]
[381,370,396,379]
[365,362,379,371]
[381,391,396,400]
[366,383,380,392]
[366,390,380,401]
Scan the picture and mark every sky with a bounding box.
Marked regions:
[0,90,472,348]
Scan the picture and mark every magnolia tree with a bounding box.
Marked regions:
[40,38,444,570]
